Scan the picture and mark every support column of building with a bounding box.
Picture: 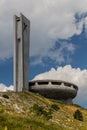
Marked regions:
[14,13,30,92]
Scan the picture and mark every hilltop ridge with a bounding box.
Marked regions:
[0,92,87,130]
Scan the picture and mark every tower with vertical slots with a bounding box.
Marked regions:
[14,14,30,92]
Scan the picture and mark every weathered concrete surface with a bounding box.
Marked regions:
[29,79,78,104]
[14,14,30,92]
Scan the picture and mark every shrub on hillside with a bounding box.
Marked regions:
[32,104,52,120]
[33,104,44,115]
[51,104,60,111]
[73,109,83,121]
[2,94,9,99]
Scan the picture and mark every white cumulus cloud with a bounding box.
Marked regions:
[0,0,87,63]
[33,65,87,107]
[0,83,14,92]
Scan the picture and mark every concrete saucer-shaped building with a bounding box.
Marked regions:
[29,79,78,103]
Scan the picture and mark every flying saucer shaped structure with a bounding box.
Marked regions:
[29,79,78,103]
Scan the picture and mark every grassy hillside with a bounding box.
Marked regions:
[0,92,87,130]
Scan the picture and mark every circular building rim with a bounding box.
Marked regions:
[29,79,78,90]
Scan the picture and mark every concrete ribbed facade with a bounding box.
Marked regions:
[29,79,78,103]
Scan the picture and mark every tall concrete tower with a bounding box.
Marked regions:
[14,13,30,92]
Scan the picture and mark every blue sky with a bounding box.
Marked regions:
[0,0,87,108]
[1,26,87,85]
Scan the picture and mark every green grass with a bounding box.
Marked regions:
[0,92,87,130]
[0,113,64,130]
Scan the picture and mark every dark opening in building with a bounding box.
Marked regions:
[51,82,61,85]
[38,82,48,85]
[29,82,35,86]
[64,83,71,87]
[73,85,78,90]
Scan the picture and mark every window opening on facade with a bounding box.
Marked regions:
[51,82,61,85]
[64,83,71,87]
[29,82,35,86]
[38,82,48,85]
